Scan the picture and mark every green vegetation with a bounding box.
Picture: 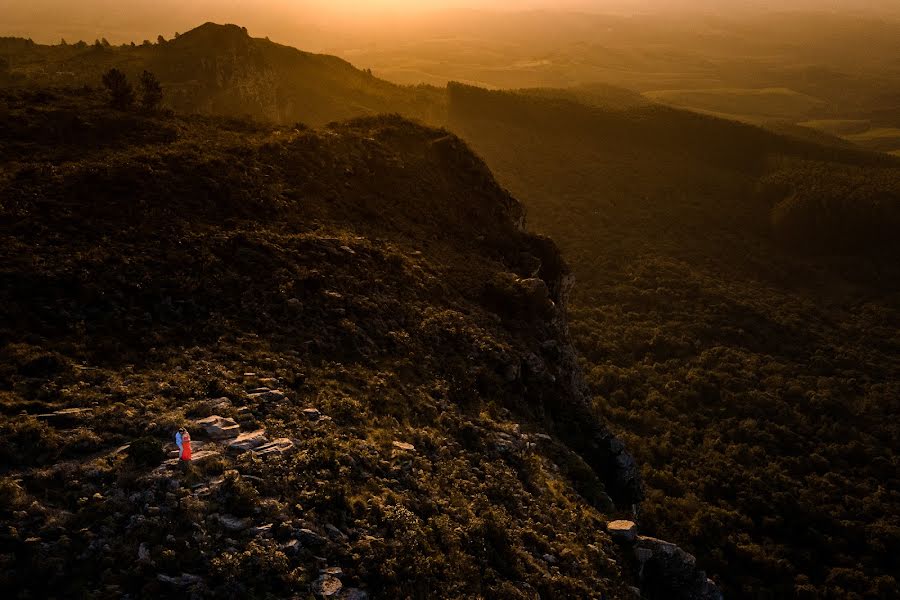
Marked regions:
[446,83,900,598]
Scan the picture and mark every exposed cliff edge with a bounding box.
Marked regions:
[0,87,715,598]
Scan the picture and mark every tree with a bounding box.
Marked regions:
[139,71,163,112]
[157,35,166,45]
[102,68,134,109]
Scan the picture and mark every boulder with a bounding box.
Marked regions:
[217,515,251,532]
[302,407,322,421]
[607,520,638,543]
[298,528,328,548]
[325,524,347,542]
[313,574,343,597]
[247,389,286,402]
[196,415,241,440]
[227,430,268,453]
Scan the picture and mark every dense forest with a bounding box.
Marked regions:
[447,84,900,598]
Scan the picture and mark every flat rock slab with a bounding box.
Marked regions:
[196,415,241,439]
[228,429,268,453]
[607,520,638,543]
[36,408,93,424]
[253,438,295,457]
[190,450,221,463]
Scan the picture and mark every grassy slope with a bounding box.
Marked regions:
[0,87,643,599]
[446,84,900,598]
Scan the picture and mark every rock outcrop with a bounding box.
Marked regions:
[608,521,723,600]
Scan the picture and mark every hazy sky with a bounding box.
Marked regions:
[2,0,898,44]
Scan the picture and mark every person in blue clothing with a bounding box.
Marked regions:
[175,427,192,461]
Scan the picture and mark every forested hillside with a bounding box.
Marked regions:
[447,84,900,598]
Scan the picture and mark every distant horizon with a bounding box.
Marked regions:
[3,1,900,47]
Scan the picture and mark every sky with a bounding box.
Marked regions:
[2,0,898,44]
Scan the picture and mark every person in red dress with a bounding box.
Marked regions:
[175,427,192,461]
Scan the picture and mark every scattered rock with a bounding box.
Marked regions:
[280,539,301,555]
[320,566,343,576]
[542,553,558,564]
[391,441,415,452]
[313,574,343,597]
[302,407,322,421]
[248,523,273,538]
[138,543,151,563]
[297,528,328,548]
[325,524,347,542]
[227,430,268,453]
[253,438,295,457]
[196,415,241,440]
[339,589,369,600]
[157,573,203,588]
[217,515,251,532]
[247,389,286,402]
[607,520,638,543]
[209,397,233,410]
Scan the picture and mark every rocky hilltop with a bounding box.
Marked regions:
[0,23,445,125]
[0,88,717,598]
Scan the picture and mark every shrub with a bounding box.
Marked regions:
[127,436,165,467]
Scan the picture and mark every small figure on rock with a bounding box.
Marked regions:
[175,427,192,462]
